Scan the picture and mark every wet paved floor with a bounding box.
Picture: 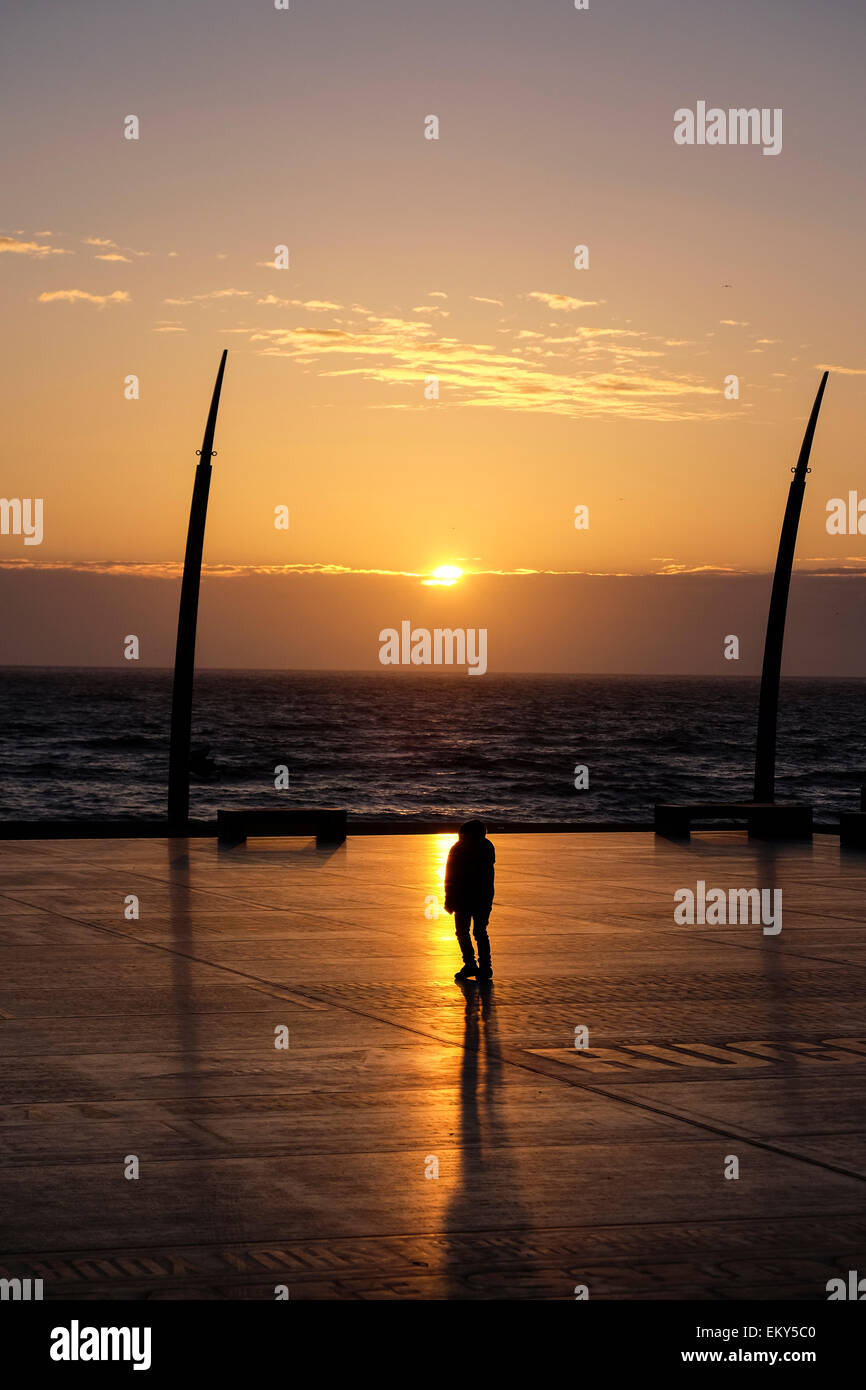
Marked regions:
[1,831,865,1300]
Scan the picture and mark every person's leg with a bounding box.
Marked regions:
[454,910,478,977]
[473,910,492,978]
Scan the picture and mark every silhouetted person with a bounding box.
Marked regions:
[445,819,495,982]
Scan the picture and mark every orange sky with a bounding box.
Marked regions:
[2,0,865,665]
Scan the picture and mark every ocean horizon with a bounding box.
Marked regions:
[2,667,863,823]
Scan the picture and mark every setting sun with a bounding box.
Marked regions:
[424,565,464,587]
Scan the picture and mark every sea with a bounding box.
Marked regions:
[0,668,864,824]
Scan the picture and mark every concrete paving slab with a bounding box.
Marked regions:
[1,831,865,1300]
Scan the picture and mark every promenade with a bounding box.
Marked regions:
[1,831,864,1299]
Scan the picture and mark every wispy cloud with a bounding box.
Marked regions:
[38,288,129,306]
[165,288,250,306]
[815,362,866,376]
[655,562,742,575]
[257,295,343,310]
[247,301,724,421]
[526,291,600,312]
[1,235,70,257]
[0,559,427,579]
[4,558,865,581]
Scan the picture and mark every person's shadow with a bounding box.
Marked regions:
[442,981,538,1298]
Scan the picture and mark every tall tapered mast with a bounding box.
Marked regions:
[753,371,828,802]
[168,350,228,831]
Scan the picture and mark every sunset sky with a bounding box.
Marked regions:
[2,0,865,670]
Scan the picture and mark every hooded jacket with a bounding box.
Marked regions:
[444,819,495,913]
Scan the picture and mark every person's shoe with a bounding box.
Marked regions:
[454,963,479,982]
[477,966,493,982]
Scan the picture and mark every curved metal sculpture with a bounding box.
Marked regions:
[168,350,228,831]
[753,371,829,802]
